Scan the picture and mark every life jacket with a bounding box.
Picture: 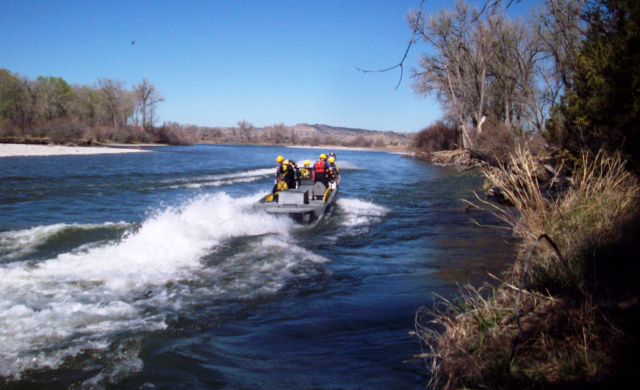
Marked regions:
[300,168,311,178]
[314,160,326,174]
[327,163,338,178]
[266,180,288,202]
[276,180,288,192]
[279,160,296,181]
[280,160,292,173]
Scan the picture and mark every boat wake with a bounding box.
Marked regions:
[332,198,390,238]
[160,167,274,190]
[0,222,130,262]
[0,192,329,384]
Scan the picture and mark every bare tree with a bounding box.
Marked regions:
[121,90,137,128]
[237,120,254,143]
[70,85,100,126]
[134,78,164,130]
[538,0,585,92]
[515,24,547,134]
[97,78,126,128]
[34,76,72,122]
[535,0,586,110]
[409,1,497,148]
[486,15,544,133]
[409,0,555,145]
[19,76,37,131]
[265,123,288,144]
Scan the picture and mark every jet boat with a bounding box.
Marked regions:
[256,170,339,223]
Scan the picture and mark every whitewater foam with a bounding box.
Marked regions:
[0,222,130,261]
[333,198,390,237]
[0,192,327,381]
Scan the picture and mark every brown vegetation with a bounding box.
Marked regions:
[412,121,458,155]
[409,0,552,149]
[416,148,640,388]
[409,1,640,386]
[415,119,548,170]
[1,68,411,149]
[0,69,194,145]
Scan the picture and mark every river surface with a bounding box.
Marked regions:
[0,144,514,389]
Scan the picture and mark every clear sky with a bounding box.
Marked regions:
[1,0,539,133]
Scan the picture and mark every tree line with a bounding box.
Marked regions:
[0,69,194,145]
[1,68,405,149]
[409,0,640,169]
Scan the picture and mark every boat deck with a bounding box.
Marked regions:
[257,178,338,223]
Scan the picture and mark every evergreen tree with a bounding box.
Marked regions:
[561,0,640,167]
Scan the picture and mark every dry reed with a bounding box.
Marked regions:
[417,147,640,389]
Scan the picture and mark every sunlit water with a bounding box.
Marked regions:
[0,144,514,389]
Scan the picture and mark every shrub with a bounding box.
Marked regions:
[412,121,458,152]
[91,126,116,143]
[349,134,374,148]
[152,123,196,145]
[0,121,20,139]
[473,121,519,163]
[374,136,387,148]
[53,119,87,144]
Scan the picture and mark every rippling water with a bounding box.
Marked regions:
[0,144,514,389]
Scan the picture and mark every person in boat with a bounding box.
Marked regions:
[327,156,339,181]
[300,160,312,179]
[313,153,330,187]
[329,151,336,160]
[269,179,288,202]
[275,155,298,191]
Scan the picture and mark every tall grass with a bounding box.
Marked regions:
[417,147,640,389]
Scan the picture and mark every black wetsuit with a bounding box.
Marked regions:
[278,160,297,189]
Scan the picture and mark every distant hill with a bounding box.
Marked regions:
[196,122,413,148]
[291,123,410,138]
[266,123,411,147]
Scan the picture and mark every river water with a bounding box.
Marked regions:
[0,144,514,389]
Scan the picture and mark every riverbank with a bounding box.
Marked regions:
[0,143,152,158]
[417,149,640,388]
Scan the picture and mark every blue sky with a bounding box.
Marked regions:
[1,0,539,133]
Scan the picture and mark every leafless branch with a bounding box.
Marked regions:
[356,0,426,91]
[356,1,524,91]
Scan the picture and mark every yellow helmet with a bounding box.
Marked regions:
[276,155,284,163]
[328,156,335,163]
[319,153,327,159]
[304,160,311,166]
